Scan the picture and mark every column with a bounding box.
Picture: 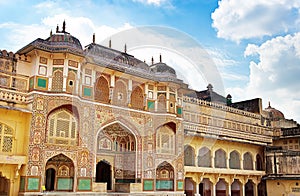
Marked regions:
[241,183,245,196]
[63,55,68,91]
[228,182,231,196]
[195,183,200,196]
[226,155,230,169]
[253,183,258,196]
[240,158,244,170]
[212,183,216,196]
[48,58,53,90]
[127,79,132,106]
[212,155,215,168]
[166,86,170,112]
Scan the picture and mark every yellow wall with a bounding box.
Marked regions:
[267,180,300,196]
[0,108,31,196]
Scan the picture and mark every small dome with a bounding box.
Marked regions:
[264,102,285,120]
[150,62,176,76]
[46,33,83,50]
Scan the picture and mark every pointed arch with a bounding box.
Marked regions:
[198,147,211,167]
[229,150,241,169]
[243,152,253,170]
[156,161,174,191]
[52,69,63,92]
[156,122,176,154]
[46,105,78,146]
[215,149,227,168]
[96,121,138,183]
[256,154,263,171]
[45,153,74,191]
[157,93,166,112]
[113,80,127,106]
[66,69,76,94]
[94,76,109,103]
[184,145,195,166]
[131,85,144,110]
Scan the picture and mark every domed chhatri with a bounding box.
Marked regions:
[150,54,176,76]
[17,21,83,55]
[264,101,285,120]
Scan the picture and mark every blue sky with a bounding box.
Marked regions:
[1,0,300,122]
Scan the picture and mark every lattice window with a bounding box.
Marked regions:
[94,76,109,103]
[156,125,175,154]
[0,123,13,153]
[131,86,144,110]
[47,110,78,146]
[52,69,63,92]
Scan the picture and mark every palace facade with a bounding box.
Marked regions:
[0,23,299,196]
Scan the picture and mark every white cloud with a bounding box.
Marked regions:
[237,32,300,121]
[0,14,132,52]
[132,0,167,6]
[212,0,300,42]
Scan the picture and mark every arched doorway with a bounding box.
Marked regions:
[216,179,227,196]
[96,122,137,190]
[45,168,55,191]
[201,178,212,196]
[184,178,195,196]
[231,179,241,196]
[245,180,254,196]
[96,160,112,190]
[0,173,9,196]
[156,161,174,191]
[45,154,74,192]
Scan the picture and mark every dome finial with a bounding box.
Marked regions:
[159,53,162,62]
[109,38,112,48]
[207,83,213,91]
[50,29,52,37]
[268,101,271,107]
[124,44,127,53]
[151,56,154,65]
[62,20,66,33]
[93,33,95,44]
[56,24,59,33]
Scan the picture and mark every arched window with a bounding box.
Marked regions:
[256,154,263,171]
[243,152,253,170]
[66,70,76,94]
[113,80,127,106]
[198,147,211,167]
[156,124,175,154]
[131,86,144,110]
[157,94,166,112]
[229,150,240,169]
[215,149,227,168]
[94,76,109,103]
[0,123,13,153]
[184,145,195,166]
[47,110,78,145]
[52,69,63,92]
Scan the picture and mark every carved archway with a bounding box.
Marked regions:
[156,161,174,191]
[45,154,74,192]
[96,122,137,186]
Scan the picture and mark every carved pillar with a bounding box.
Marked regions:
[195,183,200,196]
[212,182,216,196]
[241,183,245,196]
